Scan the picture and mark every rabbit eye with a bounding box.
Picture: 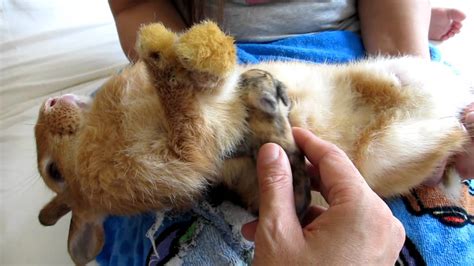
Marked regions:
[47,163,64,182]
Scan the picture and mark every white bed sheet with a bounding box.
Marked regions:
[1,0,473,265]
[1,0,128,265]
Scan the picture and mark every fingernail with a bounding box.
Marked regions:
[259,144,281,166]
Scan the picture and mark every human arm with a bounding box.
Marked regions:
[108,0,187,62]
[358,0,431,59]
[242,128,405,265]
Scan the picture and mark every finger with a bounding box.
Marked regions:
[464,110,474,140]
[256,143,300,225]
[456,108,474,178]
[241,219,258,241]
[293,127,369,205]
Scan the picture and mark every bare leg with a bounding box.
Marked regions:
[109,0,187,62]
[429,7,466,41]
[358,0,431,59]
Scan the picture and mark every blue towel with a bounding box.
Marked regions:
[237,31,365,64]
[96,31,473,266]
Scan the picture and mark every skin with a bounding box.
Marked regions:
[109,0,186,62]
[241,128,405,265]
[429,7,465,41]
[456,104,474,178]
[358,0,431,59]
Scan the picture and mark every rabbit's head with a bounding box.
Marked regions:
[35,94,105,265]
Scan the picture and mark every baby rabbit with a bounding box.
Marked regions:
[35,21,473,265]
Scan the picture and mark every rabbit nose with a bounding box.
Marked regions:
[47,98,58,108]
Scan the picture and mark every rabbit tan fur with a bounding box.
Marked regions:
[35,21,473,265]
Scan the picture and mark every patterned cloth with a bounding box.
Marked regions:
[96,31,473,265]
[97,201,255,265]
[390,180,474,265]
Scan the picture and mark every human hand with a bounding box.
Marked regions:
[241,127,405,265]
[455,104,474,178]
[424,103,474,185]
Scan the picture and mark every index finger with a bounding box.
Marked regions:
[293,127,368,205]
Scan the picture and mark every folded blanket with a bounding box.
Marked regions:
[96,31,473,266]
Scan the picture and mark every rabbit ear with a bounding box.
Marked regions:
[38,193,71,226]
[68,210,105,266]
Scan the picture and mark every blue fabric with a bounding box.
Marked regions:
[97,31,473,266]
[236,31,365,64]
[97,202,254,266]
[388,196,474,266]
[97,214,155,266]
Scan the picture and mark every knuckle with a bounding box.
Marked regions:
[320,148,360,175]
[374,204,405,245]
[325,145,348,160]
[392,218,406,245]
[376,202,395,218]
[371,202,396,225]
[327,182,364,204]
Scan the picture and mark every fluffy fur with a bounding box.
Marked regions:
[34,21,473,265]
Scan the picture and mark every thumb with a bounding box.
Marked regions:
[257,143,300,226]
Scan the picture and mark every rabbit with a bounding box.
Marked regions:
[34,21,473,265]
